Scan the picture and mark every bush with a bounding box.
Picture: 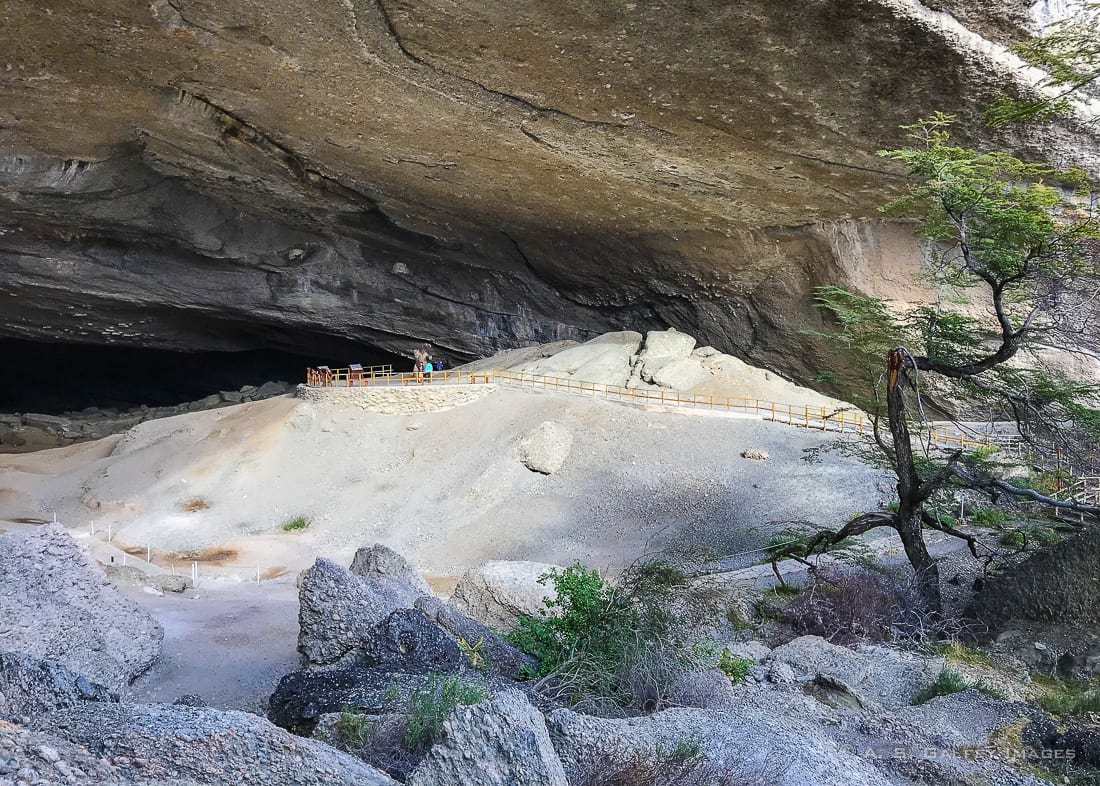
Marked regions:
[971,507,1009,528]
[281,515,311,532]
[403,674,487,752]
[718,652,752,684]
[332,711,419,780]
[508,561,709,712]
[1039,679,1100,716]
[914,668,970,705]
[781,568,928,644]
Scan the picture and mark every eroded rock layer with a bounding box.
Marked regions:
[1,0,1095,383]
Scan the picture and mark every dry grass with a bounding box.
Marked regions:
[171,546,238,564]
[181,497,210,513]
[260,565,289,580]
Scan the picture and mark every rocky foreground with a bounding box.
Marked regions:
[2,524,1099,785]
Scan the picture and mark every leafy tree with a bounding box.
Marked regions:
[988,2,1100,125]
[782,114,1100,614]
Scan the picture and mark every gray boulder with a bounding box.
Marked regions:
[297,558,425,667]
[0,652,116,720]
[415,596,538,680]
[35,703,397,785]
[268,667,435,733]
[450,560,560,632]
[637,328,697,381]
[765,635,939,710]
[519,421,574,475]
[0,525,162,691]
[362,609,468,673]
[895,690,1035,748]
[547,704,891,786]
[406,689,567,786]
[350,544,432,596]
[0,721,126,785]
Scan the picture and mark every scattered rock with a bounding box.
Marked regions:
[0,652,116,720]
[297,558,425,667]
[450,560,560,632]
[895,690,1035,749]
[35,702,397,785]
[0,525,163,691]
[723,641,772,661]
[740,448,769,461]
[406,689,567,786]
[519,421,574,475]
[0,719,123,785]
[172,693,207,707]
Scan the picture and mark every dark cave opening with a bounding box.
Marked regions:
[0,338,408,414]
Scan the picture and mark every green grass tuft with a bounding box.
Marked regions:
[718,651,753,684]
[914,668,971,705]
[281,515,311,532]
[403,674,487,752]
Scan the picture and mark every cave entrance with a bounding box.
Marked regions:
[0,338,407,414]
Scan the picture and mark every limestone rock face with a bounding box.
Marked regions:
[0,526,163,691]
[520,421,574,475]
[406,689,568,786]
[2,2,1097,392]
[34,703,397,785]
[450,561,561,632]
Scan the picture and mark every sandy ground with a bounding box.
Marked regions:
[121,579,300,714]
[0,388,892,579]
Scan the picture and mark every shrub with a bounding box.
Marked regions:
[281,515,311,532]
[335,711,373,746]
[508,561,707,712]
[718,652,753,684]
[782,568,928,644]
[938,641,992,668]
[1000,525,1061,550]
[403,674,486,752]
[1039,679,1100,716]
[914,668,970,705]
[971,507,1009,528]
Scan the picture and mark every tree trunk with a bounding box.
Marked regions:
[887,349,943,615]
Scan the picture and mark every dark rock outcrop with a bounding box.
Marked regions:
[414,596,538,680]
[967,530,1100,634]
[361,609,469,674]
[2,1,1096,390]
[0,526,163,691]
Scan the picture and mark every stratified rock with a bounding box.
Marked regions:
[297,558,425,667]
[349,544,432,597]
[519,421,574,475]
[967,530,1100,634]
[0,652,116,720]
[765,635,939,710]
[0,526,162,691]
[450,561,561,632]
[34,703,397,785]
[406,689,567,786]
[268,667,433,734]
[414,596,538,680]
[362,609,467,673]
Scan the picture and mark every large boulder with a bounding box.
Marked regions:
[297,558,426,667]
[764,635,940,710]
[450,561,561,632]
[967,530,1100,634]
[0,525,162,691]
[349,544,433,597]
[519,421,574,475]
[0,719,126,785]
[406,689,567,786]
[0,652,116,721]
[34,703,397,785]
[547,705,892,786]
[649,356,714,391]
[362,609,468,673]
[636,328,697,381]
[268,667,435,734]
[517,332,643,388]
[414,596,538,680]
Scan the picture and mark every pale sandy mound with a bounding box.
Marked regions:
[0,388,887,580]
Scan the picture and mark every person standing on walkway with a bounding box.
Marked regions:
[413,346,428,383]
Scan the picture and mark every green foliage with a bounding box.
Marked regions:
[938,641,993,668]
[281,515,311,532]
[1039,678,1100,716]
[914,667,971,705]
[971,507,1009,528]
[718,651,753,684]
[335,711,373,747]
[665,737,703,763]
[1000,524,1061,550]
[989,2,1100,126]
[457,636,488,672]
[403,674,487,752]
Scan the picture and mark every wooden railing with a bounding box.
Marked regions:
[305,364,393,386]
[305,366,490,387]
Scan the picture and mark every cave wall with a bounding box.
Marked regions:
[1,0,1096,386]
